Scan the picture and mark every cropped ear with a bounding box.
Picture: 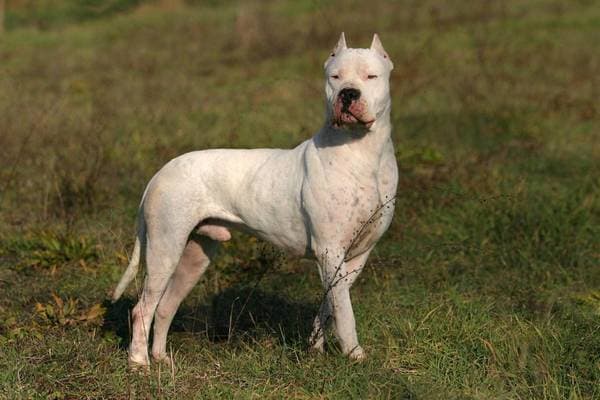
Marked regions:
[371,33,394,70]
[324,32,347,69]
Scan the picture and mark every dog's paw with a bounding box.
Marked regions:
[308,343,325,355]
[347,346,366,362]
[308,337,325,354]
[128,358,151,374]
[152,353,175,369]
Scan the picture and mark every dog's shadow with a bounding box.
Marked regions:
[103,284,317,350]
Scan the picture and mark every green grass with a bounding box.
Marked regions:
[1,0,599,398]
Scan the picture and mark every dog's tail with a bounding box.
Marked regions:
[112,210,146,302]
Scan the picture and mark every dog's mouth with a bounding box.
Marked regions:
[339,110,375,128]
[332,99,375,129]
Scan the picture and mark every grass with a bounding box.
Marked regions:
[0,0,599,398]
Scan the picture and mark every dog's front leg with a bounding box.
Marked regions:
[314,249,366,360]
[309,250,371,355]
[309,259,332,353]
[309,294,331,353]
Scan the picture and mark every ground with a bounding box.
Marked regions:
[0,0,599,398]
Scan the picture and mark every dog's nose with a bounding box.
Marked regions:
[339,88,361,107]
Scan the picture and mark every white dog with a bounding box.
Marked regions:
[113,32,398,367]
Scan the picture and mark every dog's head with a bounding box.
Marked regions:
[324,33,394,132]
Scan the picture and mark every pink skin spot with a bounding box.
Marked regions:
[197,225,231,241]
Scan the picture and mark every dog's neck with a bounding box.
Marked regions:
[314,104,393,166]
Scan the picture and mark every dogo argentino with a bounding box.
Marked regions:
[113,32,398,367]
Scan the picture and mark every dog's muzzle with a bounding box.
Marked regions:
[332,88,375,129]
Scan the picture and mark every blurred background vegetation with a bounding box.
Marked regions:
[3,0,144,30]
[0,0,598,398]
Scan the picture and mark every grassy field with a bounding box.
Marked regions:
[0,0,599,398]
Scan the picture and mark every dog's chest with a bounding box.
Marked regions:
[317,165,395,256]
[341,180,394,258]
[346,198,394,259]
[302,134,398,257]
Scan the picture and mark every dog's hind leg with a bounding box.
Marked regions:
[151,235,219,364]
[128,222,190,368]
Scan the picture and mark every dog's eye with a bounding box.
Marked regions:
[367,75,378,80]
[331,75,340,80]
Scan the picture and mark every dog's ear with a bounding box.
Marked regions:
[332,32,347,54]
[324,32,347,69]
[371,33,394,70]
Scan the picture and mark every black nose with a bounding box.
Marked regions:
[339,88,361,107]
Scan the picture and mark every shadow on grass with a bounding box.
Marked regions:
[102,284,317,350]
[102,297,134,350]
[176,286,316,347]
